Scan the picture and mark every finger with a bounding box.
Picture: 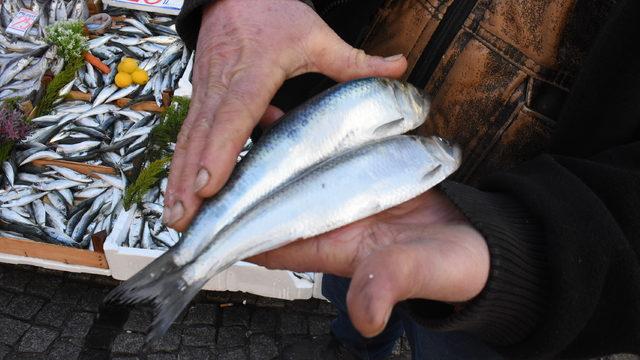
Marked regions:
[163,63,228,229]
[259,105,284,129]
[346,229,489,337]
[192,66,286,200]
[307,29,408,82]
[247,224,369,276]
[346,243,420,338]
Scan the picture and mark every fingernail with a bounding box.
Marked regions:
[383,54,404,62]
[194,168,210,192]
[166,201,184,225]
[162,206,172,225]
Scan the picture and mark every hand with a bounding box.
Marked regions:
[249,190,491,338]
[163,0,408,230]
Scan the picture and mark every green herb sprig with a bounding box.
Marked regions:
[33,57,84,117]
[45,20,87,63]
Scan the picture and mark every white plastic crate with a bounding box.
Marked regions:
[103,207,315,300]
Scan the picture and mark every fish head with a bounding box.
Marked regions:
[414,135,462,173]
[386,79,431,132]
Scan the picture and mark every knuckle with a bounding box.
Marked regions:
[350,48,369,68]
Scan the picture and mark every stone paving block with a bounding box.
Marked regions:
[0,289,13,308]
[18,326,58,353]
[255,298,285,308]
[0,269,33,292]
[249,309,277,333]
[78,287,108,313]
[4,353,47,360]
[183,303,217,325]
[51,282,88,305]
[217,326,248,349]
[182,325,217,347]
[0,344,10,359]
[26,275,63,298]
[111,358,140,360]
[205,292,230,303]
[35,303,73,327]
[0,315,30,345]
[147,353,179,360]
[111,333,145,355]
[147,326,181,352]
[280,335,314,348]
[177,347,213,360]
[308,315,331,336]
[285,299,318,312]
[316,301,338,316]
[279,313,307,335]
[62,312,94,338]
[6,293,45,320]
[249,334,278,360]
[218,348,248,360]
[66,273,93,283]
[48,338,81,360]
[124,309,152,332]
[222,306,250,327]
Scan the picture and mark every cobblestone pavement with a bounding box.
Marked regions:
[1,264,639,360]
[0,264,411,360]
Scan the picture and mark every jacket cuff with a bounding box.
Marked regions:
[176,0,315,51]
[402,180,549,347]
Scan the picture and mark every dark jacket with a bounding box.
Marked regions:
[176,1,640,358]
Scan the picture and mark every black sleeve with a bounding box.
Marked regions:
[404,0,640,358]
[176,0,315,51]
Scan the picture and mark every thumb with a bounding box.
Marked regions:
[345,243,420,338]
[308,29,407,82]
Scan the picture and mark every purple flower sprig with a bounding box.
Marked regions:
[0,106,32,142]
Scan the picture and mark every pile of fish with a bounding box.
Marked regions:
[0,8,195,251]
[0,0,89,101]
[77,8,190,106]
[1,0,89,38]
[106,77,462,340]
[0,32,57,102]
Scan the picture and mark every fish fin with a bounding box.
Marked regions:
[103,250,209,339]
[104,260,206,341]
[373,118,405,137]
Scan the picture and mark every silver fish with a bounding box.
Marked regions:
[0,208,34,225]
[93,85,119,107]
[1,192,47,208]
[48,165,92,183]
[2,161,14,188]
[105,78,431,334]
[108,135,460,338]
[33,179,81,191]
[105,85,139,104]
[31,199,46,227]
[19,150,63,166]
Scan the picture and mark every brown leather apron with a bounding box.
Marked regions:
[360,0,616,183]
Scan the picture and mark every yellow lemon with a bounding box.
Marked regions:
[131,69,149,85]
[117,58,139,74]
[115,72,133,88]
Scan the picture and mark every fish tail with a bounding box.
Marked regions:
[103,252,206,340]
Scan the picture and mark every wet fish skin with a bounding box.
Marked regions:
[108,135,461,339]
[0,192,47,208]
[177,78,431,267]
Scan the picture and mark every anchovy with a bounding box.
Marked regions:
[1,192,47,208]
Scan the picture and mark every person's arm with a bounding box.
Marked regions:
[405,0,640,357]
